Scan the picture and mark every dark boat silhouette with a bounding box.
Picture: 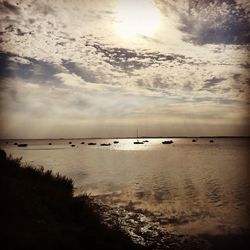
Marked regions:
[48,143,52,145]
[192,139,197,142]
[210,139,214,143]
[14,142,18,145]
[143,140,149,143]
[69,142,72,144]
[162,140,173,144]
[18,143,28,147]
[88,142,96,145]
[113,141,119,144]
[100,143,111,146]
[71,144,76,147]
[81,142,85,144]
[134,141,144,144]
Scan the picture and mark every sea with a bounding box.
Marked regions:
[1,137,250,237]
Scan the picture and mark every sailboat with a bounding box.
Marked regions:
[133,129,144,144]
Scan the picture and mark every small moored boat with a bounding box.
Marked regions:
[162,140,173,144]
[88,142,96,145]
[133,129,144,144]
[113,141,119,144]
[18,143,28,147]
[134,140,144,144]
[100,143,111,146]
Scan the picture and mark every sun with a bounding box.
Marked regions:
[115,0,161,39]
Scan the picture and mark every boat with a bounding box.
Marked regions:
[162,140,173,144]
[88,142,96,145]
[134,141,144,144]
[192,139,197,142]
[81,142,85,144]
[69,141,72,144]
[18,143,28,147]
[48,143,52,145]
[14,142,18,145]
[143,140,149,143]
[133,129,144,144]
[113,141,119,144]
[100,143,111,146]
[71,144,76,147]
[209,139,214,143]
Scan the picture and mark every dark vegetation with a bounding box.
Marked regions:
[0,149,146,250]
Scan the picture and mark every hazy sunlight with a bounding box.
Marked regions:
[115,0,161,39]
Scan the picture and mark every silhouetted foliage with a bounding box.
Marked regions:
[0,149,146,250]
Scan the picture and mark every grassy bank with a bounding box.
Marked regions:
[0,149,146,250]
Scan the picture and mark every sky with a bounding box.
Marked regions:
[0,0,249,138]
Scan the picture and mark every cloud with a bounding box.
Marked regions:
[155,0,250,45]
[202,77,227,89]
[232,73,241,81]
[54,72,86,88]
[180,0,250,45]
[0,0,249,138]
[0,1,20,15]
[34,3,55,16]
[0,51,63,84]
[84,39,191,73]
[62,60,98,83]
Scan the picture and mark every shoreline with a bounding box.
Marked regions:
[94,196,250,250]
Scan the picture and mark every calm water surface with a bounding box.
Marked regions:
[1,138,250,236]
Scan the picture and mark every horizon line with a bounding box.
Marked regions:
[1,135,250,140]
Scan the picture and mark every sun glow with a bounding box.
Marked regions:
[115,0,161,39]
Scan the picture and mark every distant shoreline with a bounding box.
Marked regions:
[1,136,250,140]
